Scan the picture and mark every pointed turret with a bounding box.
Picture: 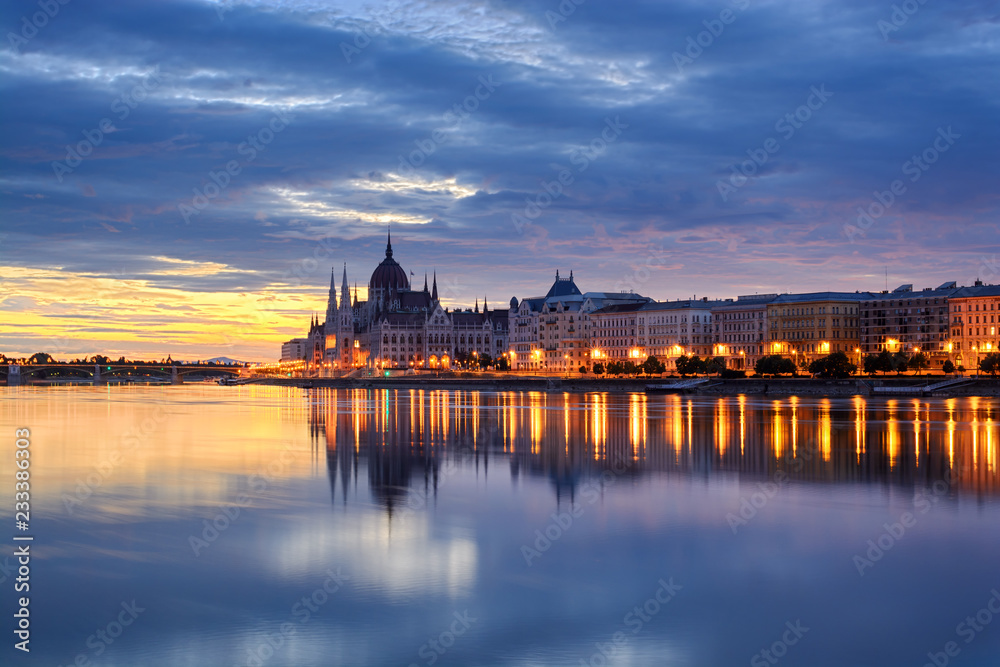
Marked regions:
[474,298,479,314]
[423,273,428,293]
[431,270,438,301]
[483,295,488,313]
[340,263,349,310]
[326,266,338,321]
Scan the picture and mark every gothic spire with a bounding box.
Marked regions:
[431,270,438,301]
[326,266,338,320]
[423,272,428,293]
[474,297,479,313]
[340,263,349,308]
[385,226,393,259]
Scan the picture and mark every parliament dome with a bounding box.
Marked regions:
[369,231,409,291]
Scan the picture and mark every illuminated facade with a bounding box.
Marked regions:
[767,292,867,367]
[711,294,777,370]
[858,282,957,364]
[949,281,1000,369]
[322,233,508,372]
[508,271,650,372]
[590,298,720,370]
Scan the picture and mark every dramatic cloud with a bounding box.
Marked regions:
[1,0,998,359]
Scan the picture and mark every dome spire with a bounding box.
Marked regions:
[385,226,393,259]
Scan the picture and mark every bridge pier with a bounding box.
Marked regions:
[93,364,107,386]
[171,365,183,385]
[7,365,22,386]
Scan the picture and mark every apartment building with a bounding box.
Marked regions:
[948,281,1000,369]
[711,294,777,370]
[858,282,957,363]
[767,292,868,366]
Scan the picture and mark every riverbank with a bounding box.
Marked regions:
[246,375,1000,397]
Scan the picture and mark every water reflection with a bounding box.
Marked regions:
[310,390,1000,512]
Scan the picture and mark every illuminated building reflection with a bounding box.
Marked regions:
[309,390,1000,513]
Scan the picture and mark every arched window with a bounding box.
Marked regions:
[391,335,397,344]
[383,336,389,345]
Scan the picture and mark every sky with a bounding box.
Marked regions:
[1,0,998,361]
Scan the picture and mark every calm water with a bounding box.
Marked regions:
[1,387,999,666]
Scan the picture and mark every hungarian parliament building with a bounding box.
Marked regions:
[284,233,510,372]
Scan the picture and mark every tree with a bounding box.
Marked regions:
[642,355,666,376]
[890,351,909,376]
[981,352,1000,376]
[909,352,929,375]
[754,355,796,377]
[808,351,857,378]
[607,361,623,376]
[942,359,955,375]
[675,355,692,376]
[28,352,54,365]
[495,356,510,371]
[579,365,588,374]
[593,362,605,376]
[676,355,707,376]
[863,354,879,376]
[705,356,726,375]
[477,353,494,370]
[874,351,895,375]
[622,360,640,376]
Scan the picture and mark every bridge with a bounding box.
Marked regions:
[2,363,244,385]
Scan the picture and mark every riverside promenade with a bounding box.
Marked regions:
[249,374,1000,397]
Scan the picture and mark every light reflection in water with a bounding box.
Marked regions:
[309,390,1000,509]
